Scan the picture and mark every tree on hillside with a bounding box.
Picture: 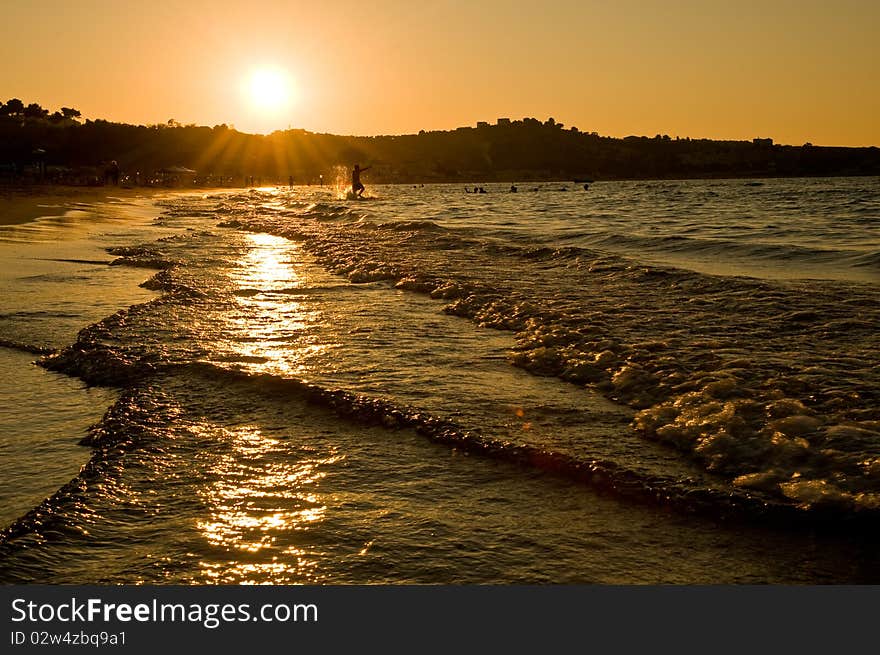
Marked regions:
[24,103,48,119]
[61,107,82,121]
[2,98,25,116]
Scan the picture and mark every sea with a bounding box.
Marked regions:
[0,176,878,584]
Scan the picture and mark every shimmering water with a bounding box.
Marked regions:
[1,177,879,583]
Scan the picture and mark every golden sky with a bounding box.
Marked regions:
[2,0,878,145]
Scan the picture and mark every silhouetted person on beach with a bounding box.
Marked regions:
[352,164,370,197]
[104,160,119,186]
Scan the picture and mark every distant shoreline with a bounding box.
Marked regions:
[4,115,878,189]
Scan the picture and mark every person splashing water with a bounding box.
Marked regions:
[352,163,371,198]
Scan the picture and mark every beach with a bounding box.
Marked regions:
[0,178,879,583]
[0,185,176,226]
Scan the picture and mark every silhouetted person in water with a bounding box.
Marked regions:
[510,184,517,193]
[352,164,370,197]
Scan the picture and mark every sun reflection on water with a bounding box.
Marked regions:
[195,424,340,583]
[224,232,332,378]
[239,232,297,288]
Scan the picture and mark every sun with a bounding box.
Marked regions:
[246,68,292,111]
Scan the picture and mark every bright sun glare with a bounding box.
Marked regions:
[247,68,292,112]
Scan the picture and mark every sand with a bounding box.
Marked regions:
[0,185,190,226]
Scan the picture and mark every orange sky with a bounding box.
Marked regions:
[2,0,878,146]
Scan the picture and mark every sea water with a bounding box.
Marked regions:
[0,177,878,583]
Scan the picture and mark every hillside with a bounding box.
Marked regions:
[2,102,879,185]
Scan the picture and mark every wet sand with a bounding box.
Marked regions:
[0,185,200,226]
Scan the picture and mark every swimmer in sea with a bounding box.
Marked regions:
[352,164,371,198]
